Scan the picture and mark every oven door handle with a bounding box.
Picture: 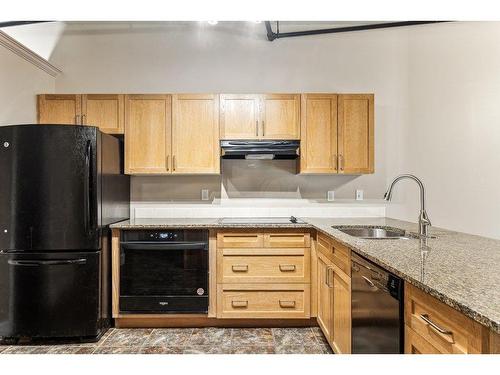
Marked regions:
[120,242,207,250]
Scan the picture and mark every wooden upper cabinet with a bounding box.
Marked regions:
[82,94,124,134]
[261,94,300,139]
[338,94,374,174]
[124,94,171,174]
[37,94,81,125]
[300,94,338,173]
[220,94,260,139]
[171,94,220,174]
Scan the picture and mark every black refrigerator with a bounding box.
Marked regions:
[0,124,130,343]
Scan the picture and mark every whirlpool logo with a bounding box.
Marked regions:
[159,301,169,306]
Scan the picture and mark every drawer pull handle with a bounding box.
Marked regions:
[420,314,452,335]
[232,265,249,272]
[279,300,296,308]
[231,300,248,308]
[279,264,296,272]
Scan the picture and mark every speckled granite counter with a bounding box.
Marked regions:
[110,217,500,333]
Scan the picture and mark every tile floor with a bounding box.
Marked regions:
[0,327,333,354]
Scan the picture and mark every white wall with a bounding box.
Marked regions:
[50,22,409,202]
[0,46,55,125]
[44,21,500,238]
[386,22,500,239]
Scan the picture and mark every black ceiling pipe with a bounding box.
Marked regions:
[264,21,450,41]
[0,21,53,28]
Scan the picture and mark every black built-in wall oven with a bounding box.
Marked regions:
[119,230,208,313]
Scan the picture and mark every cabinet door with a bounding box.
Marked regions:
[124,94,171,174]
[82,94,124,134]
[220,94,260,139]
[317,253,334,342]
[300,94,338,173]
[332,267,351,354]
[171,94,220,174]
[260,94,300,139]
[37,94,81,125]
[338,94,374,174]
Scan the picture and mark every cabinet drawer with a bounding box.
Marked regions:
[217,233,264,248]
[317,233,350,276]
[405,326,441,354]
[405,284,486,354]
[218,248,310,284]
[264,233,310,248]
[217,284,310,319]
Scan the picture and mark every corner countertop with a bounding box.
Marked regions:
[110,217,500,333]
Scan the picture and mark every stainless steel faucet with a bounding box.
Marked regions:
[384,174,432,237]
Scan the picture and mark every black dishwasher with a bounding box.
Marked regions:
[119,230,208,313]
[351,253,404,353]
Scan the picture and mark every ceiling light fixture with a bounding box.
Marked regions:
[207,21,218,25]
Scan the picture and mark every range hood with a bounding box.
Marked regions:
[221,140,300,160]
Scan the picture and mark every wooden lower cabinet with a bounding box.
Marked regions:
[317,249,352,354]
[217,284,310,319]
[405,283,492,354]
[317,252,334,340]
[216,230,311,319]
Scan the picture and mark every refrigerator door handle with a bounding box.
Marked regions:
[7,259,88,266]
[84,140,92,234]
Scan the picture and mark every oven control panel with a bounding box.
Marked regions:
[121,229,209,243]
[148,232,180,240]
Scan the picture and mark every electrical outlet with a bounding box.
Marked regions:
[355,189,364,201]
[327,191,335,201]
[201,189,210,201]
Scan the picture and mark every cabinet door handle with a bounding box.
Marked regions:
[279,264,296,272]
[327,267,334,288]
[173,155,176,171]
[333,154,337,170]
[231,300,248,308]
[75,115,80,125]
[232,264,248,272]
[166,155,169,171]
[279,300,296,308]
[81,114,86,124]
[339,155,344,171]
[420,314,453,335]
[256,120,258,136]
[262,120,265,136]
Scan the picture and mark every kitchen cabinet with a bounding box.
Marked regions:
[219,94,300,140]
[404,283,489,354]
[216,230,311,319]
[317,251,334,340]
[38,94,81,125]
[82,94,124,134]
[171,94,220,174]
[124,94,172,174]
[316,232,352,354]
[124,94,219,175]
[38,94,125,134]
[300,94,338,173]
[300,93,374,174]
[331,266,351,353]
[220,94,260,139]
[260,94,300,139]
[338,94,374,174]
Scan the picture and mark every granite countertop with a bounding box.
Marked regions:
[110,217,500,333]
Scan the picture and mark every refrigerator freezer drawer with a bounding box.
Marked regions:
[0,251,101,340]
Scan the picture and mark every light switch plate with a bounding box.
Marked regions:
[201,189,210,201]
[327,191,335,201]
[355,189,364,201]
